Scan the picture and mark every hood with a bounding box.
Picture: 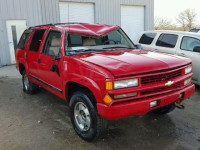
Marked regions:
[73,50,191,77]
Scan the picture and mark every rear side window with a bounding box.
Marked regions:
[17,29,33,49]
[156,34,178,48]
[29,29,46,52]
[139,33,157,45]
[181,36,200,51]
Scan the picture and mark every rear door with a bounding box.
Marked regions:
[16,29,33,65]
[154,33,178,54]
[177,36,200,83]
[38,29,64,93]
[26,28,47,78]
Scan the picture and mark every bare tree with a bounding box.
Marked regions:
[177,9,197,31]
[154,17,177,30]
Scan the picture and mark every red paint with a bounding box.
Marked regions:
[16,23,195,120]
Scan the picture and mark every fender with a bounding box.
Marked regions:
[63,73,103,103]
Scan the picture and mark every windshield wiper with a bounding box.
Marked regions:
[66,49,108,55]
[102,46,133,50]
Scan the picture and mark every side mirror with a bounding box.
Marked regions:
[54,55,61,61]
[52,49,61,61]
[135,44,143,50]
[193,46,200,53]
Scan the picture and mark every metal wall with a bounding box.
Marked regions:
[0,0,154,67]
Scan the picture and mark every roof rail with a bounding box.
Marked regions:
[28,23,54,29]
[54,22,90,25]
[28,22,92,29]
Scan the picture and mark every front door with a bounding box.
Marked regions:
[6,20,27,64]
[38,30,63,93]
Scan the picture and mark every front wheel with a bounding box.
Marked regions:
[151,104,175,115]
[69,91,107,142]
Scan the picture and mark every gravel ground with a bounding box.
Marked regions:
[0,65,200,150]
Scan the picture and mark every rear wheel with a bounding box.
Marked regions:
[22,70,39,94]
[152,104,175,115]
[69,91,107,142]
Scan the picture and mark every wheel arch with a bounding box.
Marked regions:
[64,75,103,104]
[19,63,25,75]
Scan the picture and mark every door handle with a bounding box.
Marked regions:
[38,59,41,64]
[179,53,186,57]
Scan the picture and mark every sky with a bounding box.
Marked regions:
[154,0,200,25]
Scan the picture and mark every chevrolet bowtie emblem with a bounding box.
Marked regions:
[165,81,174,86]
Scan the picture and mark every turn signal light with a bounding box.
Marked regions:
[106,81,113,90]
[103,95,113,106]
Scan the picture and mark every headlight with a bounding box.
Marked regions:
[114,78,138,89]
[185,66,192,74]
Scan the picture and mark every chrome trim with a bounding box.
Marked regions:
[30,75,62,93]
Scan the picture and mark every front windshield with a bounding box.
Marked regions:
[65,29,135,55]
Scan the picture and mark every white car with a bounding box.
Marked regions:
[137,30,200,85]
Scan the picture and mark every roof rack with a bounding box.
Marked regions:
[28,23,54,29]
[28,22,92,29]
[54,22,90,25]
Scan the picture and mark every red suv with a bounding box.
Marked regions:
[16,23,195,141]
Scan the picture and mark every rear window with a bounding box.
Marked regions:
[156,34,178,48]
[17,29,33,49]
[139,33,157,45]
[29,29,46,52]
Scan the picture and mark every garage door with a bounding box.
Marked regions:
[121,5,145,43]
[59,2,94,24]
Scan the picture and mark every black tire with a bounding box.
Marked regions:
[22,70,39,94]
[69,91,107,142]
[152,104,176,115]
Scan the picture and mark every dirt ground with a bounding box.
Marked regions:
[0,65,200,150]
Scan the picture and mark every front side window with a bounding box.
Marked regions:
[17,29,33,49]
[65,29,134,55]
[139,33,157,45]
[181,36,200,51]
[29,29,46,52]
[42,30,62,57]
[156,34,178,48]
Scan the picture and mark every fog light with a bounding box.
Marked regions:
[150,101,159,108]
[114,93,137,99]
[103,95,113,106]
[184,78,191,86]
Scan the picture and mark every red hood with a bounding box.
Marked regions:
[73,50,191,77]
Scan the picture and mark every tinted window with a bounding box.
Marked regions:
[139,33,157,45]
[156,34,178,48]
[17,29,33,49]
[181,36,200,51]
[190,29,200,33]
[42,30,62,57]
[29,29,46,52]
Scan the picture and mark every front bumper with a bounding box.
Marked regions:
[97,84,195,120]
